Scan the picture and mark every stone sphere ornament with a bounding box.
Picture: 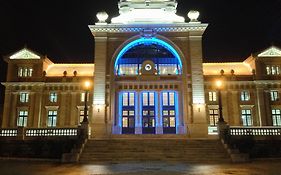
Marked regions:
[188,10,200,22]
[96,11,109,23]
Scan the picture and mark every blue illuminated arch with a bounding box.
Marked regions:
[114,37,183,74]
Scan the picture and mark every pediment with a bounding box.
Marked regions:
[10,48,41,59]
[258,46,281,57]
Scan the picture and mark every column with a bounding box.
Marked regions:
[92,34,108,137]
[177,91,185,134]
[231,91,240,126]
[59,92,67,127]
[135,91,141,134]
[70,92,77,126]
[221,91,230,123]
[188,34,208,138]
[9,93,18,127]
[156,91,163,134]
[2,90,12,128]
[28,92,35,127]
[264,90,272,126]
[33,88,43,128]
[256,87,267,126]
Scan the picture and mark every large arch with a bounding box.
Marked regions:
[110,35,187,76]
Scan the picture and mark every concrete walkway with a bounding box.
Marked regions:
[0,160,280,175]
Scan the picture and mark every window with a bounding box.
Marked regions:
[266,65,280,75]
[17,110,28,127]
[47,110,57,127]
[81,92,89,102]
[241,109,252,126]
[18,67,33,77]
[142,92,155,106]
[49,92,58,103]
[162,92,175,106]
[270,91,279,101]
[209,109,219,126]
[19,92,29,103]
[241,91,250,101]
[272,109,281,126]
[79,110,89,123]
[209,92,217,102]
[118,64,138,75]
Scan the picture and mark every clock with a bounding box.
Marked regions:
[145,64,152,71]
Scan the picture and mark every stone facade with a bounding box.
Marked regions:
[1,0,281,138]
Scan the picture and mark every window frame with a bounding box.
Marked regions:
[241,109,252,126]
[47,110,58,127]
[241,91,250,102]
[17,110,28,127]
[19,92,29,103]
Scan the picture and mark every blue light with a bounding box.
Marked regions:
[115,37,183,75]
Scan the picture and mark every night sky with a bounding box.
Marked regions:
[0,0,281,104]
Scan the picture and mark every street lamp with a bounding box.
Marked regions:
[216,80,225,123]
[82,81,91,123]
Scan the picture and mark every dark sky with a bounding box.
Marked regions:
[0,0,281,103]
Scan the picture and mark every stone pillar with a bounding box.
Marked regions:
[221,91,230,123]
[92,34,108,138]
[156,91,163,134]
[33,88,43,128]
[70,92,77,126]
[28,92,35,127]
[256,87,267,126]
[2,90,12,128]
[188,34,208,138]
[59,92,67,127]
[231,91,240,126]
[135,91,142,134]
[10,92,18,127]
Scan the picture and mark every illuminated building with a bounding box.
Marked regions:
[1,0,281,138]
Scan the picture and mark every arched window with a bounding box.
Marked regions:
[115,38,182,76]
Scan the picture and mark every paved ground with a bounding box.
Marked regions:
[0,160,280,175]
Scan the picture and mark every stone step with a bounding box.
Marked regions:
[79,139,230,163]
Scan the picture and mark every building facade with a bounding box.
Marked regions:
[1,0,281,138]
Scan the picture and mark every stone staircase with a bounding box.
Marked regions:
[79,138,231,163]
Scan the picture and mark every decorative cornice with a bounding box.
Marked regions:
[89,23,208,33]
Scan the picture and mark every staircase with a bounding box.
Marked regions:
[79,138,231,163]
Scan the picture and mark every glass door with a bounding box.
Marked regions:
[142,92,156,134]
[162,92,176,134]
[122,92,135,134]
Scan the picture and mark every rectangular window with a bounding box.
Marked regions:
[241,91,250,101]
[17,110,28,127]
[79,110,89,123]
[266,66,271,75]
[163,92,168,106]
[18,67,33,77]
[169,92,175,106]
[266,65,280,75]
[149,93,155,106]
[19,92,29,103]
[49,92,58,103]
[209,109,219,126]
[272,109,281,126]
[81,92,89,102]
[241,109,252,126]
[129,93,135,106]
[270,91,279,101]
[47,110,57,127]
[209,92,217,102]
[143,93,148,106]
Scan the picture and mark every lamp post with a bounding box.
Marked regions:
[82,81,91,123]
[216,80,225,123]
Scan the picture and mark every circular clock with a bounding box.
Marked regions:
[145,64,152,71]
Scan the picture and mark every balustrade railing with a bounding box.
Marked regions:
[230,126,281,136]
[0,127,78,138]
[0,129,18,137]
[26,128,78,137]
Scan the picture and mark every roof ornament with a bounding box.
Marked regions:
[96,11,109,24]
[188,10,200,23]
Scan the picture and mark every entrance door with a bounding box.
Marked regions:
[162,92,176,134]
[142,92,156,134]
[122,92,135,134]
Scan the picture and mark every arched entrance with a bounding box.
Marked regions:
[112,37,186,135]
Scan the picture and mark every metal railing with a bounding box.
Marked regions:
[230,126,281,136]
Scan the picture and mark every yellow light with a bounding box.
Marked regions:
[216,80,223,88]
[84,81,91,89]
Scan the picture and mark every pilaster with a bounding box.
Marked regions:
[2,90,12,128]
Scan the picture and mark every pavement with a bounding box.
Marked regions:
[0,160,281,175]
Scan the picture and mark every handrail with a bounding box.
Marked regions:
[0,128,18,137]
[26,128,78,137]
